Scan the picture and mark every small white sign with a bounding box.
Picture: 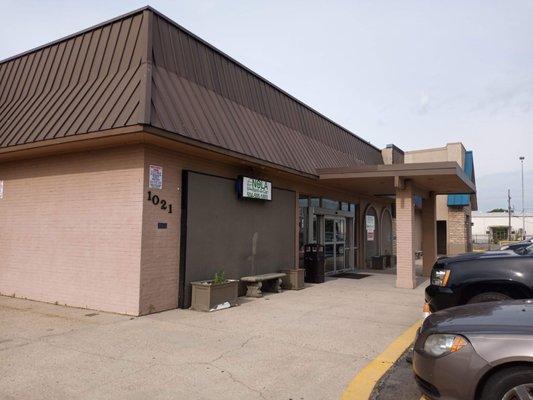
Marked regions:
[0,180,3,199]
[365,215,375,231]
[366,215,375,241]
[241,177,272,200]
[149,165,163,189]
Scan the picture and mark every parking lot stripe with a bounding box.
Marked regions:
[340,319,423,400]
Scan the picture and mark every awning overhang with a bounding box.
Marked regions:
[317,161,476,197]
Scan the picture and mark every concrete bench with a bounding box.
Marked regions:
[240,272,287,298]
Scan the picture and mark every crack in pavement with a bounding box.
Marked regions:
[217,367,267,400]
[209,335,259,364]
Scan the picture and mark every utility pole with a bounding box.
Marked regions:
[520,156,525,239]
[508,189,512,241]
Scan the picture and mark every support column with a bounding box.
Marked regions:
[295,191,300,268]
[395,180,416,289]
[447,206,469,255]
[422,192,437,277]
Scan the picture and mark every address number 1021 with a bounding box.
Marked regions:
[147,191,173,214]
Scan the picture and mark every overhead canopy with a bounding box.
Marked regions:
[317,162,476,197]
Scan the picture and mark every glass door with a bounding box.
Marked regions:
[335,218,346,271]
[324,217,346,274]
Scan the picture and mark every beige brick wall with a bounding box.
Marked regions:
[139,147,181,315]
[395,182,416,289]
[447,206,472,255]
[0,146,144,314]
[414,209,423,253]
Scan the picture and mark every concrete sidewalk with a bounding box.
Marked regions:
[0,274,426,400]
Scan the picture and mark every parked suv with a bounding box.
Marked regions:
[425,249,533,312]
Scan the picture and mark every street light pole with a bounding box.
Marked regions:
[508,189,512,241]
[520,156,525,239]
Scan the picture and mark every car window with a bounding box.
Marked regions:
[526,245,533,255]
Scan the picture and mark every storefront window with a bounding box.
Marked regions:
[312,215,318,243]
[351,203,358,246]
[341,202,349,211]
[298,195,309,267]
[310,197,320,207]
[325,218,334,242]
[322,198,339,210]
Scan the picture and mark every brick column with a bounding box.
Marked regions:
[422,193,437,277]
[395,181,416,288]
[295,191,300,268]
[447,206,468,255]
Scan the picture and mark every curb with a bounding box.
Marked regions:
[341,319,423,400]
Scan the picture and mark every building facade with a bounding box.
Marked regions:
[472,211,533,244]
[0,8,475,315]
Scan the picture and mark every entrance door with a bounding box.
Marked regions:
[324,217,346,274]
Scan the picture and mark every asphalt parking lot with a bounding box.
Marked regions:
[0,273,425,400]
[371,350,422,400]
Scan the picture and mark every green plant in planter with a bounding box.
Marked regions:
[213,270,226,285]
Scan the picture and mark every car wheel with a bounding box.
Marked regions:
[480,366,533,400]
[467,291,511,304]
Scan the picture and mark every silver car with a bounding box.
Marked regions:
[413,300,533,400]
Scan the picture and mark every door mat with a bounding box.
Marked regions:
[330,273,371,280]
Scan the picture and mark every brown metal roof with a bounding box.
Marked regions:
[0,11,147,148]
[0,7,383,175]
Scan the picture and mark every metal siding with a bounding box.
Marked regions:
[149,13,382,174]
[0,8,382,176]
[0,12,146,148]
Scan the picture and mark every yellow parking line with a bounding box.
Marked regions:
[341,319,423,400]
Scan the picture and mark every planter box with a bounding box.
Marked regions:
[190,279,238,312]
[280,268,305,290]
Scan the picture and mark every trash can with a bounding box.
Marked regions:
[303,243,325,283]
[371,256,386,270]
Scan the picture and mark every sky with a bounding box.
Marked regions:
[1,0,532,211]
